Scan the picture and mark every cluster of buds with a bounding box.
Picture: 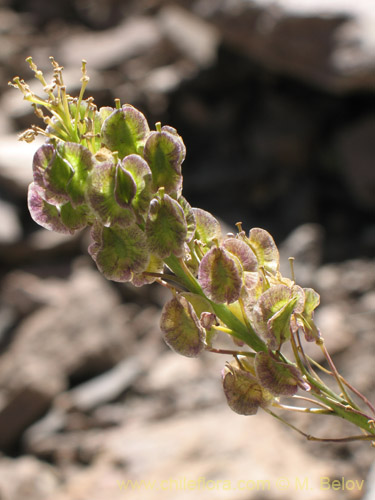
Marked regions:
[10,59,375,442]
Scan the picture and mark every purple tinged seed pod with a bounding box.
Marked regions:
[248,227,280,274]
[255,351,310,396]
[28,182,73,234]
[121,154,153,219]
[101,104,150,159]
[145,192,188,258]
[252,284,302,349]
[143,129,184,195]
[114,163,137,208]
[86,160,135,228]
[222,361,273,416]
[198,246,242,304]
[88,222,150,282]
[192,208,221,248]
[160,295,206,357]
[222,237,258,271]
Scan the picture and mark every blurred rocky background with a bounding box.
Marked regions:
[0,1,374,499]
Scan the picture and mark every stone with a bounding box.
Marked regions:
[209,0,375,92]
[0,374,64,451]
[56,357,145,413]
[46,406,337,500]
[0,199,22,245]
[57,16,161,70]
[314,259,375,302]
[335,116,375,209]
[158,5,220,68]
[0,135,43,196]
[279,223,325,286]
[0,261,136,451]
[364,461,375,500]
[0,455,59,500]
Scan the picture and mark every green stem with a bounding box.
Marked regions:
[164,254,267,352]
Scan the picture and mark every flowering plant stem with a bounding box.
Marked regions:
[10,58,375,444]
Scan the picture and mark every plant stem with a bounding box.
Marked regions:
[164,254,267,352]
[265,408,375,443]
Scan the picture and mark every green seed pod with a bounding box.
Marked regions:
[86,161,135,228]
[121,154,153,219]
[145,191,188,258]
[101,104,150,159]
[252,284,301,349]
[143,129,185,195]
[192,208,221,248]
[88,222,150,282]
[222,237,258,271]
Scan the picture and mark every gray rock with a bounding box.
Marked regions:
[0,368,65,451]
[209,0,375,92]
[0,262,137,451]
[56,357,145,413]
[57,16,161,70]
[0,135,42,196]
[314,258,375,302]
[335,117,375,209]
[0,199,22,245]
[364,461,375,500]
[0,455,59,500]
[279,223,325,286]
[158,5,220,68]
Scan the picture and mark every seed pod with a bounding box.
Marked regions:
[192,208,221,247]
[255,351,310,396]
[144,129,185,195]
[248,227,280,274]
[146,192,187,258]
[222,237,258,271]
[86,161,135,228]
[222,362,273,415]
[88,222,149,282]
[160,295,206,357]
[101,104,150,159]
[28,182,73,234]
[252,284,300,349]
[198,246,242,304]
[121,154,152,219]
[57,142,95,207]
[298,288,321,342]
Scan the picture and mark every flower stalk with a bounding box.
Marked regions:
[10,58,375,444]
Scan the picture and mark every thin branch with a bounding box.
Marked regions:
[317,340,359,411]
[272,402,332,415]
[206,347,255,357]
[291,394,332,411]
[295,329,325,384]
[265,408,375,443]
[339,376,375,417]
